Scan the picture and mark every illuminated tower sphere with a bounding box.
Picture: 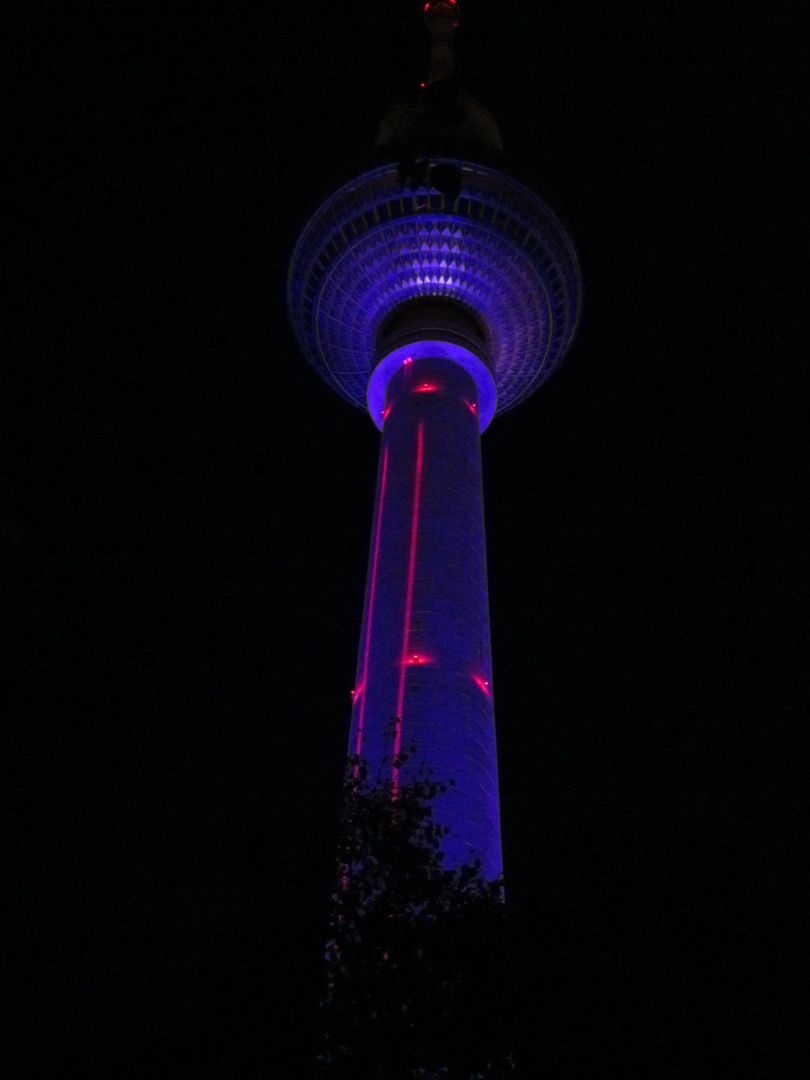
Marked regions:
[288,1,581,881]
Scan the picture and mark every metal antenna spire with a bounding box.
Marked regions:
[424,0,460,85]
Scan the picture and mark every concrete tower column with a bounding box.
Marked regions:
[349,352,501,879]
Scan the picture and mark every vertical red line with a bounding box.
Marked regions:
[393,421,424,794]
[354,447,388,774]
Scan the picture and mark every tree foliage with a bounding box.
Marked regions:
[318,742,514,1080]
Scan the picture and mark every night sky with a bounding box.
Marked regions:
[4,1,806,1076]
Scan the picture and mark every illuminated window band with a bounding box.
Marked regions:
[287,160,582,424]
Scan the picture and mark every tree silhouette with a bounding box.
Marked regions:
[318,738,514,1079]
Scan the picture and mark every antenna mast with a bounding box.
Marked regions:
[424,0,460,85]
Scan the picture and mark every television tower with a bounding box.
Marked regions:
[288,1,581,881]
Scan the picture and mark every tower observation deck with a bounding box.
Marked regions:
[288,1,582,880]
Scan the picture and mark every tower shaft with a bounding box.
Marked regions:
[350,355,502,879]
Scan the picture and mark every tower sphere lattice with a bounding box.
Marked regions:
[287,159,582,431]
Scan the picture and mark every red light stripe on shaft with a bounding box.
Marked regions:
[393,422,424,794]
[354,447,388,772]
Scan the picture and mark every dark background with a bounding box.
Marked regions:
[3,1,806,1075]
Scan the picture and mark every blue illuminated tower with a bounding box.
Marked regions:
[288,2,581,881]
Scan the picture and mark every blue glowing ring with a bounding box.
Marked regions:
[368,341,497,432]
[287,160,582,421]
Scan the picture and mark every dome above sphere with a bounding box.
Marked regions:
[375,80,504,163]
